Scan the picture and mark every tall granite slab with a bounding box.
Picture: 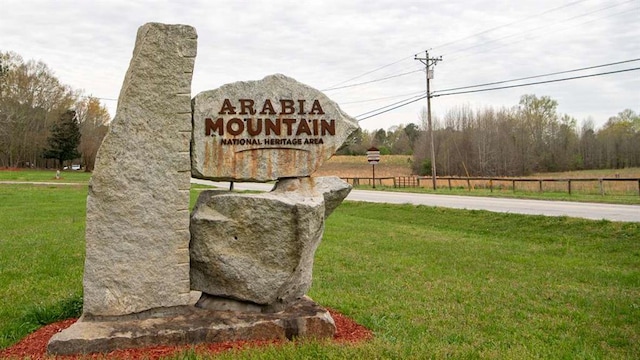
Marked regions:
[83,23,197,316]
[191,74,359,182]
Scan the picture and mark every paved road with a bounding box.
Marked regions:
[191,179,640,222]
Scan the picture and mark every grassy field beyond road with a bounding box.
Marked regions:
[1,184,639,358]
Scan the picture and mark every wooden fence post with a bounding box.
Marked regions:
[568,180,572,195]
[599,178,604,196]
[512,180,516,192]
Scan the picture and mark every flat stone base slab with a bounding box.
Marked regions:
[47,297,335,356]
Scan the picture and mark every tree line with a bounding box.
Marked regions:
[2,51,637,176]
[339,94,639,177]
[0,51,109,170]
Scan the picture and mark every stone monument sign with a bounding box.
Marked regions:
[189,75,358,313]
[191,74,359,181]
[48,22,360,355]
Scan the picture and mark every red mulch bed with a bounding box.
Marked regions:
[0,309,372,359]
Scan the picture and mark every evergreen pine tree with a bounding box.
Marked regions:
[44,110,81,169]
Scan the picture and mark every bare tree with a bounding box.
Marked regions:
[598,109,639,169]
[75,96,110,171]
[0,51,77,168]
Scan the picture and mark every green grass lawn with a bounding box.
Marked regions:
[0,184,86,348]
[0,169,91,183]
[1,184,639,359]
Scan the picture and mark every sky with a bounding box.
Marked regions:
[1,0,638,131]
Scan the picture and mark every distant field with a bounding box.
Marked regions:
[316,155,413,178]
[317,157,640,180]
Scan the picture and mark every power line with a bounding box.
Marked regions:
[323,0,593,90]
[355,93,427,118]
[433,0,590,54]
[446,7,637,64]
[322,55,414,89]
[433,67,640,97]
[443,0,636,61]
[340,90,425,105]
[327,0,633,92]
[433,58,640,94]
[356,67,640,121]
[322,68,422,91]
[357,95,427,121]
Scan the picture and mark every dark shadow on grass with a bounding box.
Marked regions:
[0,294,82,348]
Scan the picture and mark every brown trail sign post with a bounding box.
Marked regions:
[367,147,380,188]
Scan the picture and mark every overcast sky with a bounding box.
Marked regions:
[1,0,638,131]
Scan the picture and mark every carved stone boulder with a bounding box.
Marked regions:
[191,74,359,182]
[190,176,351,307]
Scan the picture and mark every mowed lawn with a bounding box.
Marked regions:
[0,184,639,359]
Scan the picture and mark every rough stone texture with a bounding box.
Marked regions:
[195,293,263,313]
[191,74,360,182]
[82,23,197,316]
[313,176,353,218]
[190,177,351,306]
[47,297,335,356]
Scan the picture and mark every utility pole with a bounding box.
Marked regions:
[415,50,442,190]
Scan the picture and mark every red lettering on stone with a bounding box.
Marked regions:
[298,99,306,115]
[239,99,256,115]
[280,100,295,115]
[260,100,276,115]
[205,117,224,136]
[282,118,296,135]
[320,119,335,135]
[296,119,312,136]
[310,100,325,115]
[246,118,262,136]
[218,99,237,114]
[265,118,281,135]
[227,118,244,136]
